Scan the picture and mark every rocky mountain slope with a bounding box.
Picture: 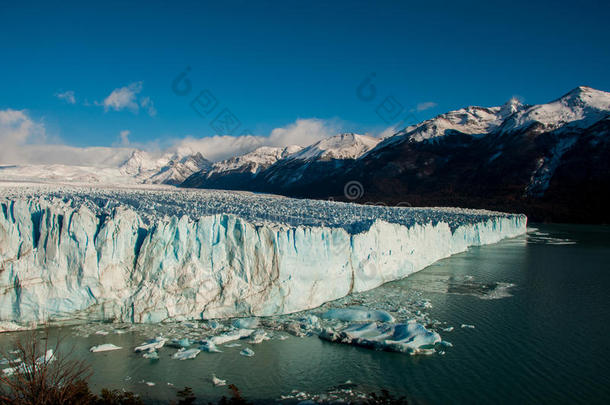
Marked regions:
[183,86,610,223]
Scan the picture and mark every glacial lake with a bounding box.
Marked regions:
[1,224,609,404]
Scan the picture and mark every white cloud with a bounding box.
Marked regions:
[55,90,76,104]
[103,82,143,113]
[0,109,47,165]
[140,97,157,117]
[0,113,342,165]
[376,125,400,139]
[171,118,341,161]
[118,130,130,146]
[416,101,437,112]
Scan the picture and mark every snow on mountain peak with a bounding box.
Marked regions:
[209,145,303,175]
[392,104,518,144]
[288,133,380,161]
[500,86,610,133]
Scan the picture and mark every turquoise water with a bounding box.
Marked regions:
[2,224,609,404]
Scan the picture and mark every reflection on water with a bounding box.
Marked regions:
[1,224,609,404]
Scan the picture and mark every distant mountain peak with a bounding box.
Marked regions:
[289,133,380,161]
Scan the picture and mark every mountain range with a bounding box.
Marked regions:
[2,86,608,222]
[183,86,610,223]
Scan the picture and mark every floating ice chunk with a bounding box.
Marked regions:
[145,381,155,386]
[90,344,122,352]
[415,299,432,309]
[199,341,222,353]
[438,341,453,348]
[2,351,53,376]
[232,318,259,329]
[461,324,475,329]
[205,329,254,346]
[320,321,441,354]
[142,351,159,360]
[212,374,226,386]
[240,348,255,357]
[95,330,109,335]
[134,337,166,352]
[322,307,395,323]
[224,343,241,348]
[208,320,221,330]
[167,338,191,349]
[38,350,54,364]
[442,326,454,332]
[172,348,201,360]
[249,330,270,344]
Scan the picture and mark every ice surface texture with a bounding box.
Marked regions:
[0,184,526,327]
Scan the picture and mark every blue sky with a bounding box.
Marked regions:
[1,0,609,158]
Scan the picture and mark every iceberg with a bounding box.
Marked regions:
[205,329,255,346]
[90,343,122,352]
[212,374,227,387]
[319,321,440,354]
[240,348,255,357]
[0,184,526,327]
[134,337,166,353]
[172,348,201,360]
[321,307,395,323]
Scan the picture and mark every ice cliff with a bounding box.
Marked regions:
[0,184,526,327]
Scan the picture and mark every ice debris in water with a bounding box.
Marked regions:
[321,307,395,323]
[232,318,259,329]
[199,341,222,353]
[3,350,54,376]
[249,330,271,344]
[212,374,227,387]
[320,321,441,354]
[90,344,122,352]
[461,324,476,329]
[442,326,454,332]
[172,348,201,360]
[167,338,191,348]
[142,351,159,360]
[134,337,166,352]
[224,343,241,347]
[240,348,255,357]
[205,329,254,345]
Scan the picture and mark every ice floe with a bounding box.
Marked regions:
[90,344,122,352]
[240,348,255,357]
[134,337,166,352]
[322,307,395,323]
[320,321,441,354]
[212,374,227,386]
[172,348,201,360]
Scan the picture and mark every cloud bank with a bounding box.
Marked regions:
[0,110,344,165]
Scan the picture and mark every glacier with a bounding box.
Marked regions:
[0,183,526,328]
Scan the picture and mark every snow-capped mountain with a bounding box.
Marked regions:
[0,149,211,185]
[183,86,610,223]
[384,98,526,145]
[182,133,379,189]
[286,133,380,161]
[208,145,302,175]
[499,86,610,133]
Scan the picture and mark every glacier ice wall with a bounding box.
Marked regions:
[0,185,526,326]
